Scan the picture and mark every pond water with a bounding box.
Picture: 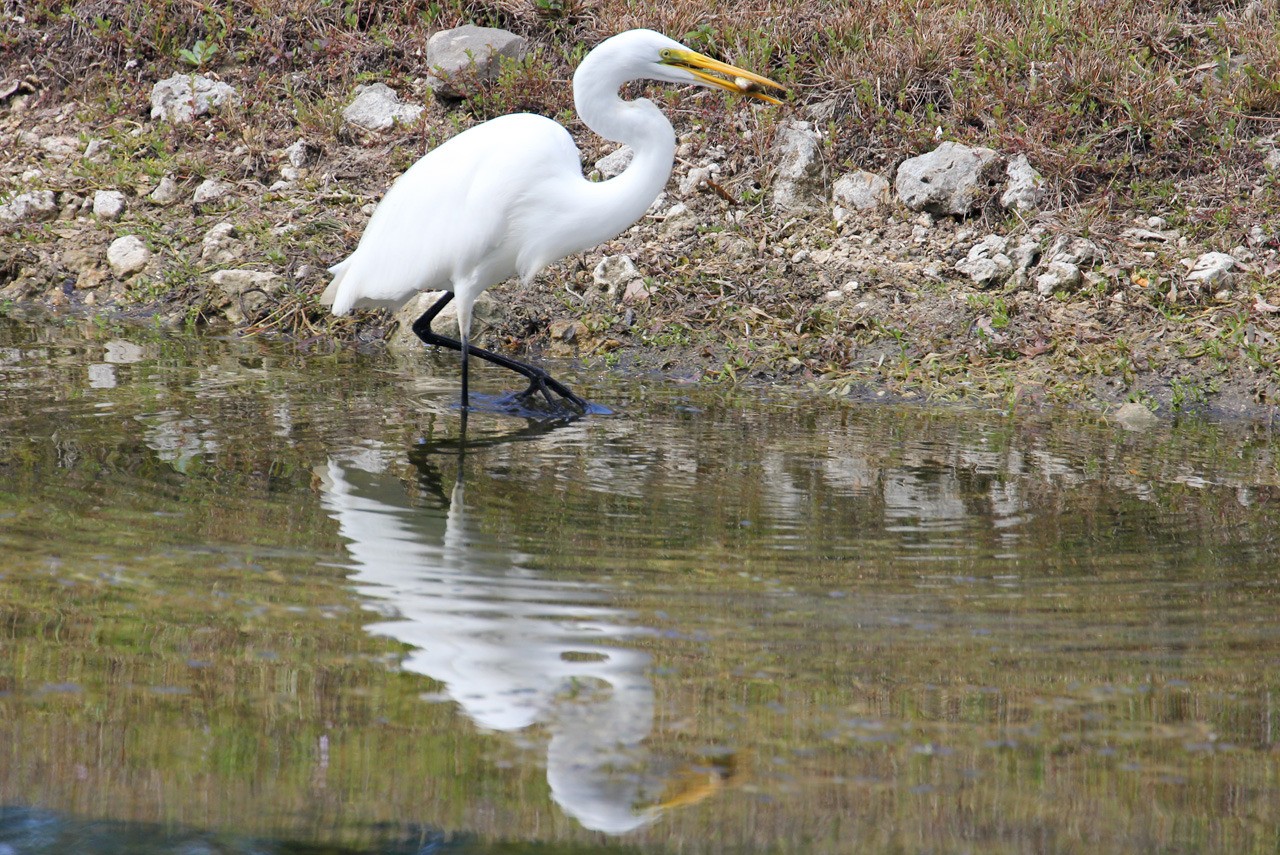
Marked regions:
[0,314,1278,853]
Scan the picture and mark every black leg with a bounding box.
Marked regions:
[410,292,589,412]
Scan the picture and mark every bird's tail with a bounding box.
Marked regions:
[320,259,351,314]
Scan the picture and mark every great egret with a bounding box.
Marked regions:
[321,28,783,416]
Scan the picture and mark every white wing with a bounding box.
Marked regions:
[323,113,584,315]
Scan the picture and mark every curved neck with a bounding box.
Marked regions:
[570,58,676,242]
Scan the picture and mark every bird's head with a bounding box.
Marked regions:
[598,29,786,105]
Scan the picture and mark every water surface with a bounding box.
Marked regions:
[1,314,1277,852]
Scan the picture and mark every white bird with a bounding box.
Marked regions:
[321,28,783,417]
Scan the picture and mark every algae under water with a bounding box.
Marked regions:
[0,315,1278,853]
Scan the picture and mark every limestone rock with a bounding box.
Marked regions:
[426,25,528,100]
[149,175,181,206]
[282,139,319,169]
[1000,154,1045,212]
[1046,235,1104,268]
[895,141,1004,216]
[38,135,80,160]
[678,165,719,197]
[1113,401,1160,432]
[343,83,424,131]
[192,178,232,206]
[1185,252,1236,287]
[1035,261,1083,296]
[83,138,110,163]
[832,170,891,220]
[150,73,239,123]
[0,190,58,223]
[388,290,502,349]
[92,190,127,220]
[201,222,245,265]
[1264,145,1280,172]
[770,120,825,213]
[107,235,151,277]
[210,269,284,325]
[660,202,698,237]
[594,146,634,179]
[956,235,1013,287]
[593,255,642,299]
[1008,235,1042,285]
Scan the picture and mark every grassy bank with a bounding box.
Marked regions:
[2,0,1279,418]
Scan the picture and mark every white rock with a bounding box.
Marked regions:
[83,138,109,162]
[425,25,528,100]
[832,170,891,215]
[896,141,1003,216]
[282,139,318,169]
[149,175,181,206]
[0,190,58,222]
[679,165,718,197]
[660,202,697,236]
[342,83,424,131]
[1035,261,1082,296]
[150,73,239,123]
[956,235,1013,287]
[201,222,244,265]
[1009,235,1042,280]
[92,190,127,220]
[1185,251,1236,286]
[211,269,281,292]
[1047,235,1104,267]
[770,120,825,213]
[1000,154,1044,212]
[107,235,151,277]
[594,146,634,179]
[388,290,502,348]
[1114,401,1160,432]
[59,193,86,219]
[192,178,232,206]
[38,135,80,159]
[592,255,641,297]
[210,269,284,324]
[1122,227,1175,243]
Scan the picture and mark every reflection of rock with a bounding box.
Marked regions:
[138,410,218,473]
[317,448,715,834]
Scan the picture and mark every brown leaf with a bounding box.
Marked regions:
[1018,339,1053,358]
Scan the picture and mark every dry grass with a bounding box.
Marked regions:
[6,0,1278,218]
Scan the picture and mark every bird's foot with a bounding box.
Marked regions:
[490,373,610,419]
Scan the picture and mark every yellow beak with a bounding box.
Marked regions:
[664,49,787,105]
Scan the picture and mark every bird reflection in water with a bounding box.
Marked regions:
[315,429,734,834]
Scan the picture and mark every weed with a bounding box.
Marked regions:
[179,38,219,69]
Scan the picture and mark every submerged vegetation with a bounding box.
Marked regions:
[1,0,1279,417]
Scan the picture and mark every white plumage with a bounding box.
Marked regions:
[322,28,783,416]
